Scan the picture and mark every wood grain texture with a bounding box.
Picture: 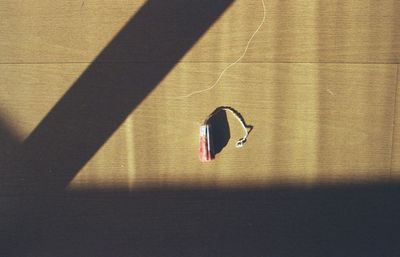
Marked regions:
[1,1,400,256]
[0,0,398,190]
[71,63,396,188]
[391,64,400,176]
[0,0,146,63]
[0,63,90,140]
[2,63,395,189]
[1,0,399,64]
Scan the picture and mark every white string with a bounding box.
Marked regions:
[225,108,250,148]
[175,0,266,99]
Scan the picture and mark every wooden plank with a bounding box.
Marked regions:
[0,63,90,140]
[71,63,397,188]
[1,63,395,189]
[0,0,398,64]
[0,0,146,63]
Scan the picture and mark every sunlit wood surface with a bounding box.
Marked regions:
[1,1,400,256]
[0,0,399,190]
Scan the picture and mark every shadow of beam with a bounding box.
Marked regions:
[2,183,399,257]
[5,0,234,192]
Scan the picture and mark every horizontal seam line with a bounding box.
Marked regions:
[0,61,399,65]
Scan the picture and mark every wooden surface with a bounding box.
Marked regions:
[1,0,400,255]
[392,65,400,176]
[1,0,399,63]
[1,0,399,189]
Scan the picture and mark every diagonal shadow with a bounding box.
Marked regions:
[4,0,234,193]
